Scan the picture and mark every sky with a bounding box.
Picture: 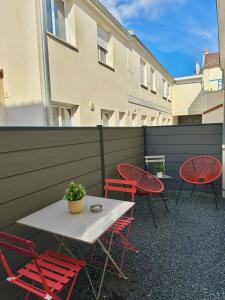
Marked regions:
[99,0,218,77]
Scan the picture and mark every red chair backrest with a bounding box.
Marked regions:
[0,232,36,258]
[104,178,136,217]
[117,163,164,194]
[0,232,51,294]
[180,155,222,184]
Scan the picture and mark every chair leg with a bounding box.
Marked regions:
[210,183,219,211]
[191,184,196,196]
[146,195,157,228]
[66,274,78,300]
[176,180,184,205]
[160,193,169,213]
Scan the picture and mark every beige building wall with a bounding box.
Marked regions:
[128,38,173,126]
[172,76,203,116]
[48,0,129,126]
[0,0,45,125]
[0,77,5,125]
[203,67,223,91]
[0,0,174,127]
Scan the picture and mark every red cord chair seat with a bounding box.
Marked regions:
[117,164,164,195]
[180,156,222,184]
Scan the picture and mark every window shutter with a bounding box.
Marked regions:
[97,27,109,51]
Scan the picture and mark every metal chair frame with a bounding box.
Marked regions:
[90,178,138,273]
[145,155,166,173]
[0,232,85,300]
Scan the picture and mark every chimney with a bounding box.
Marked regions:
[202,48,209,68]
[195,62,200,75]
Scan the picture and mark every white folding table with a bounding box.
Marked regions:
[17,195,134,300]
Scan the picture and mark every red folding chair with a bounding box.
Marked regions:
[0,232,85,300]
[117,163,167,228]
[176,155,222,210]
[90,178,138,273]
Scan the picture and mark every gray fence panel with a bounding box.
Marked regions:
[145,124,222,193]
[0,126,145,281]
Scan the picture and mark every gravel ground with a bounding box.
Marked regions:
[1,190,225,300]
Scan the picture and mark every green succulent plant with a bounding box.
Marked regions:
[64,182,86,201]
[153,163,165,173]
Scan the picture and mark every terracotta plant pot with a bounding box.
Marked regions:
[68,199,83,214]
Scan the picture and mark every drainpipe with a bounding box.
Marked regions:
[39,0,52,126]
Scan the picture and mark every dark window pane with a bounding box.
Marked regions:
[46,0,53,33]
[54,0,66,40]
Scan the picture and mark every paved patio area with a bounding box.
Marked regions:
[1,190,225,300]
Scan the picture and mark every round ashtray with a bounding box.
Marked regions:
[90,204,103,213]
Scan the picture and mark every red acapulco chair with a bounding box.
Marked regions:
[117,164,168,228]
[0,232,85,300]
[176,155,222,210]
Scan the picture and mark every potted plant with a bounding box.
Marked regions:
[153,163,165,178]
[64,182,86,214]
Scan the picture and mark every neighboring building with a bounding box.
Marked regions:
[216,0,225,197]
[172,49,224,125]
[0,0,174,127]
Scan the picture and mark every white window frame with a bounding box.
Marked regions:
[97,27,109,65]
[48,0,68,41]
[141,115,147,126]
[150,67,156,91]
[140,59,147,86]
[52,104,77,127]
[163,79,168,98]
[119,112,126,126]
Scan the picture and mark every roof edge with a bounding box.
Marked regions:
[90,0,174,83]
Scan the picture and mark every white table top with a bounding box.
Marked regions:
[17,195,134,244]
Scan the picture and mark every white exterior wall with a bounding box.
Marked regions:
[0,0,45,126]
[0,0,174,127]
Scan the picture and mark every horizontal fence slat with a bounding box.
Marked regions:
[0,128,99,153]
[0,157,101,205]
[0,142,100,179]
[104,136,144,153]
[103,127,143,140]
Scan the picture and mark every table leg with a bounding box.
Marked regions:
[97,239,128,280]
[54,235,97,300]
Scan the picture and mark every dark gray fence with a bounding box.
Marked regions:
[0,123,223,281]
[0,126,144,279]
[145,123,223,192]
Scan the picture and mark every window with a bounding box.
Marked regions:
[209,79,223,91]
[150,68,156,91]
[218,79,223,90]
[141,115,147,126]
[53,104,77,127]
[46,0,66,40]
[151,116,157,126]
[163,79,168,99]
[132,113,138,126]
[97,27,109,65]
[119,112,126,126]
[140,59,147,86]
[101,109,114,126]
